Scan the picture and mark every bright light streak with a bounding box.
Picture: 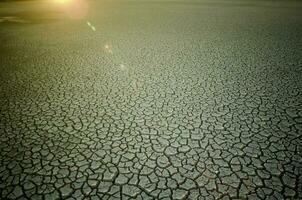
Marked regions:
[54,0,72,4]
[87,21,96,31]
[53,0,88,19]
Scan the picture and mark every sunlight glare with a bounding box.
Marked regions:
[55,0,72,4]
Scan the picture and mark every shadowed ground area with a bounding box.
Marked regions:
[0,0,302,199]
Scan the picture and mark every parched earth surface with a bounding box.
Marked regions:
[0,0,302,199]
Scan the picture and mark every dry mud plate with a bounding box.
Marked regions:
[0,0,301,199]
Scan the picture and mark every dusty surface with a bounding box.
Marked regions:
[0,0,302,199]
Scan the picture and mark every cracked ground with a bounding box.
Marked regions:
[0,0,302,199]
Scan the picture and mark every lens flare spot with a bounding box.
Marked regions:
[87,21,96,31]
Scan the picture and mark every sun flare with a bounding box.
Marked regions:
[55,0,72,4]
